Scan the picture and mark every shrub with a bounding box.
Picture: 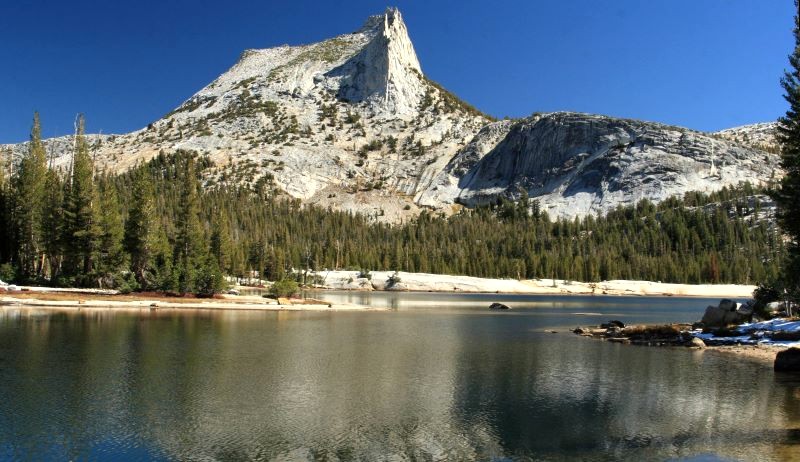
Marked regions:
[387,271,402,285]
[0,263,16,283]
[357,269,372,280]
[752,282,781,318]
[195,258,227,298]
[270,279,299,298]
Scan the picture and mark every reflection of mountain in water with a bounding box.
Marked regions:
[1,306,800,461]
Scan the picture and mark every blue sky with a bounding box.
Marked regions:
[0,0,794,143]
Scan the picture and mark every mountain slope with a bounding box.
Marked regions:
[419,112,780,219]
[2,8,780,222]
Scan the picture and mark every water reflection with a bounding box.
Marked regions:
[0,302,798,461]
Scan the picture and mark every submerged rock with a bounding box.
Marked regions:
[489,302,511,310]
[774,348,800,372]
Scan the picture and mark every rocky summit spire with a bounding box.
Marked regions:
[329,7,425,116]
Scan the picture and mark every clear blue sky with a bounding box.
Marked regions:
[0,0,794,143]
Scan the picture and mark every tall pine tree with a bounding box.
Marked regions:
[210,209,233,275]
[11,113,48,281]
[776,0,800,301]
[0,148,11,267]
[41,168,64,281]
[62,115,101,284]
[124,166,158,289]
[173,157,206,294]
[95,176,127,287]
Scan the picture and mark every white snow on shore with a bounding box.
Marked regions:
[311,270,755,298]
[693,318,800,347]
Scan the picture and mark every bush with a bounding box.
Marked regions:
[357,269,372,280]
[753,282,781,318]
[195,258,227,297]
[0,263,16,283]
[270,279,299,298]
[387,271,402,285]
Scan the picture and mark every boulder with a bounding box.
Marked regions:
[766,301,784,314]
[690,337,706,349]
[489,302,511,310]
[775,348,800,372]
[605,326,623,337]
[701,299,752,327]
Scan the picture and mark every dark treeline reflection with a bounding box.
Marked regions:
[1,304,800,461]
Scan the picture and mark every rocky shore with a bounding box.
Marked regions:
[572,299,800,367]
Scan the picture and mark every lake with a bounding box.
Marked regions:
[1,292,798,461]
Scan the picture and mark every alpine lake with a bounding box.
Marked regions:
[1,291,799,461]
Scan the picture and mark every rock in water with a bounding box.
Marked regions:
[690,337,706,349]
[489,303,511,310]
[775,348,800,372]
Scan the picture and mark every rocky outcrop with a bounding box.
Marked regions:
[700,299,754,327]
[716,122,778,154]
[328,8,425,115]
[419,112,780,219]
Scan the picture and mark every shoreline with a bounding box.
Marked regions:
[289,271,756,298]
[572,319,800,366]
[0,293,385,312]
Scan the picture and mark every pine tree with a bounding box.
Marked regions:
[210,209,233,275]
[96,177,127,287]
[776,1,800,301]
[173,157,206,294]
[11,113,48,280]
[62,115,101,284]
[41,168,64,281]
[0,148,11,266]
[124,166,158,289]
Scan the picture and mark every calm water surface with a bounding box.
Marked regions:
[1,292,799,461]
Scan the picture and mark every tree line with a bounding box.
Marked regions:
[0,114,785,294]
[0,114,224,295]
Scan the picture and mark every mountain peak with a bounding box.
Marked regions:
[330,7,424,115]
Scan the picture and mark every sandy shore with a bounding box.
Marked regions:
[704,344,787,365]
[312,270,755,298]
[0,292,384,312]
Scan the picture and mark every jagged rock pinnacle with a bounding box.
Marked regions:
[329,7,425,115]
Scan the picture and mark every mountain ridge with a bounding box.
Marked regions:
[1,8,781,222]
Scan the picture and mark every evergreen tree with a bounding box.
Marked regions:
[11,113,48,281]
[41,168,64,281]
[776,0,800,301]
[62,115,101,283]
[0,148,11,266]
[124,166,158,289]
[210,208,233,274]
[172,157,207,294]
[96,177,127,286]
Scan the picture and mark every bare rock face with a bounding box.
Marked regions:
[716,122,778,154]
[329,8,425,115]
[419,112,779,219]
